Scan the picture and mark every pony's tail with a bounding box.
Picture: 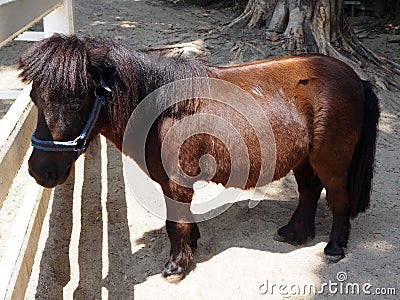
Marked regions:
[348,80,380,218]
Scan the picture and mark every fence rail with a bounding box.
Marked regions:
[0,0,74,47]
[0,1,74,298]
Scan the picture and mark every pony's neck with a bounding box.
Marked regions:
[99,48,209,151]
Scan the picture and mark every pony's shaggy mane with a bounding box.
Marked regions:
[19,34,210,138]
[19,35,95,98]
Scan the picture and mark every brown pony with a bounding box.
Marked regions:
[20,35,379,281]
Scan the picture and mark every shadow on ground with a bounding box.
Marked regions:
[31,137,399,299]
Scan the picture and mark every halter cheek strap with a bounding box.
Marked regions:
[31,77,111,158]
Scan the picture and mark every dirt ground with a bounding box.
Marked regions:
[0,0,399,299]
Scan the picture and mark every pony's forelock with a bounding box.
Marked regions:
[19,34,95,98]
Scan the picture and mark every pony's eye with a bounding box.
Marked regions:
[68,101,82,112]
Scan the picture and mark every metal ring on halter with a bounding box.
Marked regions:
[31,76,111,157]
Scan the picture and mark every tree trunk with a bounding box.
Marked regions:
[228,0,400,89]
[229,0,345,54]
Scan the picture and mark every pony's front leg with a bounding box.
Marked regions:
[163,220,200,281]
[160,181,200,282]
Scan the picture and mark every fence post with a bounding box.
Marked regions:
[43,0,75,36]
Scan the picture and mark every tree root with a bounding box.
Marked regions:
[225,0,266,29]
[336,20,400,90]
[227,0,400,89]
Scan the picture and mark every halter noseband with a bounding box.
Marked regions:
[31,77,111,157]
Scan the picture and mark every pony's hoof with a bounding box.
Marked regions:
[324,242,345,263]
[275,224,314,245]
[325,254,344,263]
[273,232,287,243]
[161,262,186,284]
[162,273,185,284]
[276,225,296,243]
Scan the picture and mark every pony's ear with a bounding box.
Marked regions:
[87,46,110,68]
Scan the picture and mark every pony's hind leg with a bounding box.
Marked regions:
[322,179,351,262]
[160,180,200,282]
[312,159,352,262]
[276,158,323,245]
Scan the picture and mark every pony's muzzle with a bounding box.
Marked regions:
[28,149,73,188]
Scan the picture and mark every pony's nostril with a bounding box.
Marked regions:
[43,171,51,181]
[45,169,58,183]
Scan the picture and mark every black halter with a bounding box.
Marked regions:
[31,77,111,157]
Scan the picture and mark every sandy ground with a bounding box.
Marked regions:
[0,0,399,299]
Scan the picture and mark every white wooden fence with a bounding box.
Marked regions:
[0,0,74,47]
[0,1,74,299]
